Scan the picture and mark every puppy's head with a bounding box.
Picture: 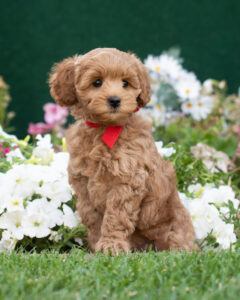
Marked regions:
[49,48,151,125]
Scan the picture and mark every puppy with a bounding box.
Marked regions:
[49,48,195,254]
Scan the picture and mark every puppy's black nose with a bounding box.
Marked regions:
[108,96,121,108]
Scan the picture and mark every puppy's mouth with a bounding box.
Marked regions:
[109,107,120,114]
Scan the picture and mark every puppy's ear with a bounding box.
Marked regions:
[49,56,78,107]
[133,56,151,108]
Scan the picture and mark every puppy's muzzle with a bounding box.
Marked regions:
[108,96,121,109]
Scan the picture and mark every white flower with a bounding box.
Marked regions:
[62,204,80,229]
[175,78,201,100]
[51,152,69,177]
[22,213,50,238]
[220,206,230,217]
[74,237,83,246]
[0,230,17,253]
[0,211,25,240]
[32,134,54,165]
[2,164,39,199]
[155,141,176,157]
[6,148,25,163]
[181,100,195,115]
[178,192,191,209]
[144,54,181,80]
[202,185,235,207]
[203,79,213,94]
[187,184,203,197]
[5,195,24,212]
[213,222,236,249]
[26,198,63,228]
[36,179,72,208]
[190,97,214,121]
[49,230,62,242]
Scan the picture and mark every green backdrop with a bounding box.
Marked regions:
[0,0,240,137]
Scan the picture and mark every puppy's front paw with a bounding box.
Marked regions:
[95,238,130,255]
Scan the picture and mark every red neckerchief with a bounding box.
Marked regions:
[86,107,140,149]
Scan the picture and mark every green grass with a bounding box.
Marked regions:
[1,250,240,300]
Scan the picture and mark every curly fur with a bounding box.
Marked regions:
[49,48,195,255]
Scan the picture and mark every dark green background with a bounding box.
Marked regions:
[0,0,240,137]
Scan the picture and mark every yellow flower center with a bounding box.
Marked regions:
[16,179,22,183]
[157,104,162,111]
[198,102,203,107]
[186,103,192,108]
[13,201,19,206]
[155,66,160,71]
[15,222,21,228]
[185,89,190,94]
[34,222,40,227]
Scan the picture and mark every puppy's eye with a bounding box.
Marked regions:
[122,80,128,88]
[93,79,102,87]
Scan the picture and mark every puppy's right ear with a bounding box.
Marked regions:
[49,56,78,107]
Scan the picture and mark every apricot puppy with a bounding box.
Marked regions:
[49,48,195,255]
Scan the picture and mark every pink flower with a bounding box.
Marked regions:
[28,122,54,135]
[43,103,68,125]
[3,148,10,154]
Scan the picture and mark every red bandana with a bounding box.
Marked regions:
[85,107,140,149]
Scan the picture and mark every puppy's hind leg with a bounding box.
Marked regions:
[155,192,195,251]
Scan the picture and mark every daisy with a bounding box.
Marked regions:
[175,78,201,100]
[190,96,213,121]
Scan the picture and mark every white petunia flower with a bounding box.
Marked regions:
[0,211,25,240]
[5,195,24,212]
[26,198,63,228]
[0,230,17,253]
[155,141,176,157]
[188,199,211,239]
[213,222,236,249]
[22,213,50,238]
[51,152,69,177]
[2,164,39,199]
[33,134,54,165]
[62,204,80,229]
[36,179,72,208]
[202,185,235,208]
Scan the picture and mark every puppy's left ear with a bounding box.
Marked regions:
[133,56,151,107]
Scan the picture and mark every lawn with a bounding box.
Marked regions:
[1,250,240,300]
